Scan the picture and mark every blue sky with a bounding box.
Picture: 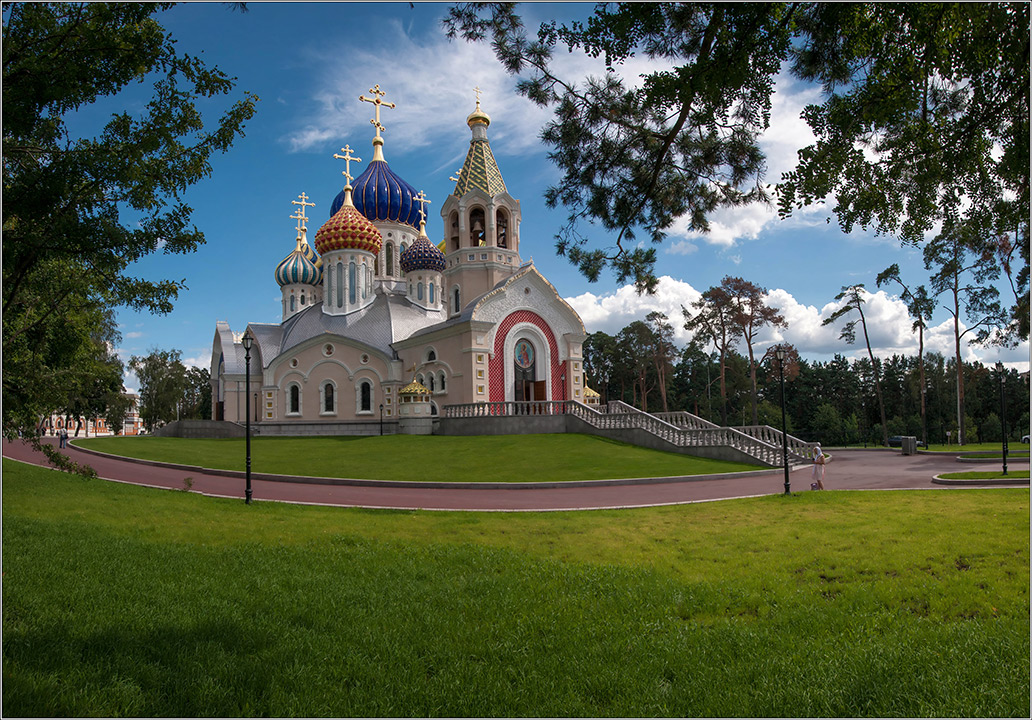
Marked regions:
[108,2,1028,388]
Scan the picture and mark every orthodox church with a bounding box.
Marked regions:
[210,86,589,432]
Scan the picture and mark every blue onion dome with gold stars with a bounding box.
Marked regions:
[332,159,422,227]
[331,84,421,227]
[275,236,322,286]
[400,220,446,273]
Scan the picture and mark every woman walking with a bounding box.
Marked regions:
[812,443,826,490]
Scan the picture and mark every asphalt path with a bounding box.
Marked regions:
[4,437,1027,512]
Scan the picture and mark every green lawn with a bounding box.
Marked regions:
[925,442,1031,453]
[73,434,761,482]
[938,470,1030,480]
[3,458,1028,717]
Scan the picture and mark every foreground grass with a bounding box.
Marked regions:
[74,434,761,482]
[3,459,1029,717]
[938,470,1030,480]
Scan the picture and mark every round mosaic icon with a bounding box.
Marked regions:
[514,339,534,369]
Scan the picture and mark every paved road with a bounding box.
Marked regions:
[4,437,1026,512]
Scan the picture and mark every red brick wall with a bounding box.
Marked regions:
[489,310,564,402]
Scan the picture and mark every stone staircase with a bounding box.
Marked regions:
[443,400,816,468]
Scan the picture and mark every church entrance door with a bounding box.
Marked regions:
[513,338,539,403]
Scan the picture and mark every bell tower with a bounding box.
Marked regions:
[441,89,522,316]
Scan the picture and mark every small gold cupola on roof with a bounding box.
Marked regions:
[466,89,491,128]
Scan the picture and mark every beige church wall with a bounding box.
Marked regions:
[396,329,486,409]
[267,337,391,422]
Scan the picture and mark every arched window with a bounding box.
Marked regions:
[496,208,509,248]
[417,282,424,301]
[449,210,460,251]
[289,385,301,414]
[453,286,461,314]
[416,374,424,387]
[428,375,435,392]
[429,281,435,304]
[336,262,344,307]
[323,384,334,413]
[386,244,394,277]
[300,292,306,306]
[439,372,446,392]
[360,381,372,412]
[290,294,295,312]
[427,350,436,362]
[469,208,486,246]
[349,261,357,304]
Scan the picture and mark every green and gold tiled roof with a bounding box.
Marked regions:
[453,138,507,197]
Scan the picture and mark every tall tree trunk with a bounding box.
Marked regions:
[747,343,758,425]
[918,328,927,447]
[950,281,966,445]
[718,350,728,426]
[857,303,889,446]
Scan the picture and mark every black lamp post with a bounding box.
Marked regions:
[775,345,790,495]
[996,361,1008,476]
[379,403,384,436]
[242,331,254,504]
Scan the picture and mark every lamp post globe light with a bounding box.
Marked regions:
[996,362,1008,476]
[242,330,254,504]
[774,345,790,495]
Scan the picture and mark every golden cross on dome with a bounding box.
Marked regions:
[290,192,315,231]
[332,145,362,186]
[359,84,396,140]
[413,190,432,225]
[449,168,463,183]
[289,207,305,235]
[473,85,483,104]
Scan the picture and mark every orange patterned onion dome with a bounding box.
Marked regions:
[314,200,382,255]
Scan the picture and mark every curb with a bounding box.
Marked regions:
[931,474,1030,486]
[68,441,808,490]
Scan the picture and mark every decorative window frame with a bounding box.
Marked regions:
[286,382,303,416]
[319,379,337,417]
[355,379,374,415]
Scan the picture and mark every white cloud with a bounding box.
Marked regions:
[182,353,211,370]
[565,275,701,343]
[665,74,824,249]
[568,280,1030,372]
[286,21,553,157]
[124,331,144,339]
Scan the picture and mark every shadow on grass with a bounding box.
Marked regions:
[3,620,277,717]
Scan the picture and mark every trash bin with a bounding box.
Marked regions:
[901,436,918,455]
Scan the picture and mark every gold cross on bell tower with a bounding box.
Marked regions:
[359,84,396,142]
[413,189,432,226]
[332,145,362,186]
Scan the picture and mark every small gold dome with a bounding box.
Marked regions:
[466,100,490,128]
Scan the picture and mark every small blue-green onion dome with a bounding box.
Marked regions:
[332,159,422,228]
[400,222,446,273]
[275,238,322,286]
